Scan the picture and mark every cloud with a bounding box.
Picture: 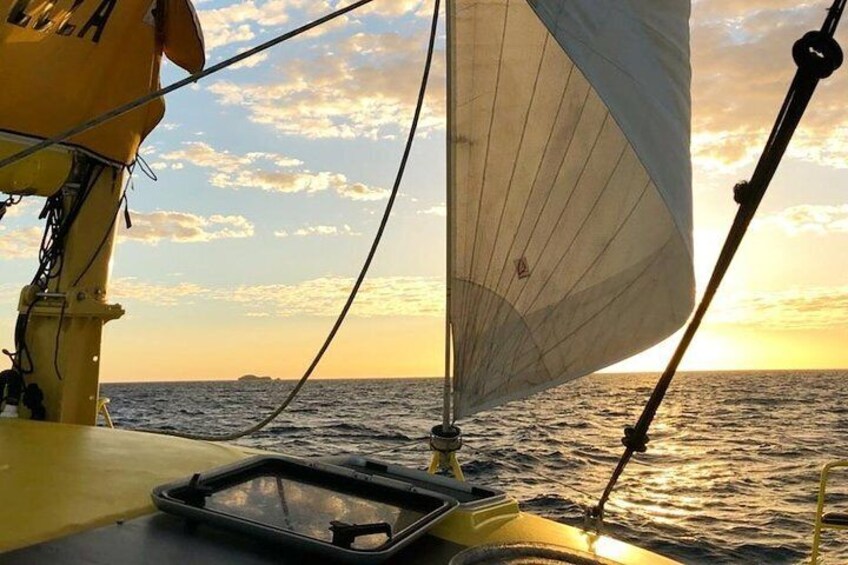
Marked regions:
[225,276,443,317]
[0,198,38,220]
[207,31,445,140]
[196,0,426,52]
[196,0,374,53]
[160,141,302,173]
[161,141,387,200]
[758,204,848,235]
[690,2,848,170]
[196,0,291,51]
[275,224,361,237]
[356,1,430,19]
[418,204,446,217]
[711,285,848,329]
[120,211,255,244]
[0,226,42,260]
[110,278,210,305]
[106,275,443,318]
[335,182,390,201]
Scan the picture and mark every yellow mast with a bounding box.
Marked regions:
[2,152,125,425]
[22,167,125,425]
[0,0,207,425]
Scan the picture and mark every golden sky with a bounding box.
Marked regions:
[1,0,847,382]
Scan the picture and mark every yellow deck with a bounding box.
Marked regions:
[0,419,679,564]
[0,419,246,552]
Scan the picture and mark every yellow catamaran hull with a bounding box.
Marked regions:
[1,419,678,564]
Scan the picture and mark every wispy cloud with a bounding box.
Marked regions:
[197,0,427,52]
[227,276,443,317]
[758,204,848,235]
[159,141,388,200]
[711,285,848,329]
[275,224,361,237]
[120,211,255,244]
[207,31,445,140]
[111,278,210,305]
[108,275,443,318]
[691,2,848,170]
[0,226,42,260]
[418,204,446,217]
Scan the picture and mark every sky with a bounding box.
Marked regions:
[1,0,847,382]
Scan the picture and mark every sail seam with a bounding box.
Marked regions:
[461,79,595,380]
[479,142,631,381]
[522,142,629,313]
[461,29,551,379]
[460,61,579,375]
[457,0,512,361]
[507,111,611,310]
[477,84,595,343]
[526,0,694,260]
[510,234,674,379]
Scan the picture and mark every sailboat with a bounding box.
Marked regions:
[0,0,844,563]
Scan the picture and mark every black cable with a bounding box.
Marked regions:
[53,300,67,382]
[0,0,377,173]
[140,0,443,442]
[590,0,846,526]
[7,159,104,377]
[71,168,127,288]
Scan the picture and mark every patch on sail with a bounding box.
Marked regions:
[514,257,530,280]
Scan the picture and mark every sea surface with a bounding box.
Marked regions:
[102,371,848,564]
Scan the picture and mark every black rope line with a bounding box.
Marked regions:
[0,0,377,173]
[53,300,67,382]
[135,0,442,442]
[71,168,127,288]
[590,0,846,527]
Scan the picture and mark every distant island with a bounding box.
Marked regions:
[238,374,274,382]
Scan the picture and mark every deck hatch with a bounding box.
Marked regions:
[152,455,459,563]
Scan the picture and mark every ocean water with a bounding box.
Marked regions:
[102,371,848,564]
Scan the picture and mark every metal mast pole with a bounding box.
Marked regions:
[442,0,455,433]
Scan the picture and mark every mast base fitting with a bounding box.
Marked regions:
[428,425,465,481]
[430,424,463,453]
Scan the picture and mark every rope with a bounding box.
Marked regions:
[590,0,846,525]
[136,0,443,442]
[0,0,377,173]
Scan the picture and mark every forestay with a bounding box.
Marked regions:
[449,0,695,418]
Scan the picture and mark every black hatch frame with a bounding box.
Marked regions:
[151,455,459,564]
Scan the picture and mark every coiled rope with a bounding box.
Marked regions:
[590,0,846,527]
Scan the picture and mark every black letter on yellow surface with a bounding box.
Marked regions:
[34,1,57,31]
[56,0,85,36]
[6,0,33,27]
[78,0,116,43]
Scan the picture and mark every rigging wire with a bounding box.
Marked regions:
[134,0,443,442]
[0,0,377,173]
[590,0,846,527]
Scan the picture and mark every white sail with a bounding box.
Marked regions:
[449,0,694,418]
